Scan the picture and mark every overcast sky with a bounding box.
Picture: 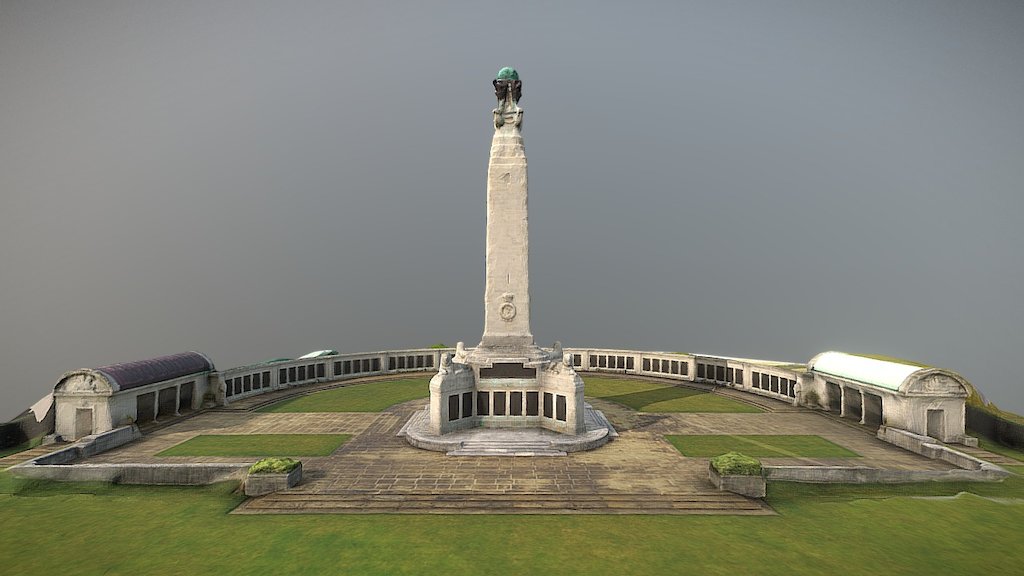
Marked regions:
[1,0,1022,420]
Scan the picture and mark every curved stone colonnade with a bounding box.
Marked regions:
[216,347,972,445]
[49,346,972,446]
[217,347,804,408]
[218,348,444,406]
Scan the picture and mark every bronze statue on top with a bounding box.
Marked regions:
[492,67,523,129]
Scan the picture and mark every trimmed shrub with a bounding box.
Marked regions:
[249,457,300,474]
[710,452,762,476]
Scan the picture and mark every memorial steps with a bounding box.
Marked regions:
[446,439,567,457]
[233,490,774,515]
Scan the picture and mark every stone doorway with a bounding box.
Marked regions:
[927,409,945,440]
[826,382,842,413]
[136,392,156,424]
[179,382,194,413]
[842,387,862,421]
[74,407,93,440]
[863,392,883,429]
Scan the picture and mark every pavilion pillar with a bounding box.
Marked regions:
[859,390,866,425]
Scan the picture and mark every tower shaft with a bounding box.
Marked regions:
[480,124,533,348]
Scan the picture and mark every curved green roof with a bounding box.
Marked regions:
[810,351,923,391]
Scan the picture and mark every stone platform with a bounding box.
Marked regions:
[63,376,977,516]
[400,403,616,456]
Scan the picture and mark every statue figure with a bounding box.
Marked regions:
[551,341,563,360]
[492,67,523,129]
[493,79,508,103]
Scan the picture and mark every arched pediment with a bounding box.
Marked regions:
[55,370,114,395]
[901,369,969,397]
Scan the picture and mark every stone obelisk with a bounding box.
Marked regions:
[479,67,534,351]
[423,67,588,438]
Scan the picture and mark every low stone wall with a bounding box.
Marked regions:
[764,426,1010,484]
[30,425,142,465]
[764,465,1008,483]
[9,424,249,485]
[878,426,1006,474]
[10,461,248,484]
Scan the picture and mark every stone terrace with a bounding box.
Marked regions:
[70,376,965,515]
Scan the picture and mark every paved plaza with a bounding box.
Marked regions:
[63,375,971,515]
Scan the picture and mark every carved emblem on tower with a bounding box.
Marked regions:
[499,293,517,321]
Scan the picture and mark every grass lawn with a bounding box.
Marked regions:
[583,377,762,413]
[666,434,860,458]
[0,471,1020,575]
[156,434,351,457]
[259,378,429,413]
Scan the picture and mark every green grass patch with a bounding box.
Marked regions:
[0,471,1021,575]
[258,378,429,412]
[156,434,350,457]
[667,434,860,458]
[583,377,762,413]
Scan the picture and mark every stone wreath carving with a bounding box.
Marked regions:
[499,292,517,321]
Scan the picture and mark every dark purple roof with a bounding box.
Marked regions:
[95,352,214,391]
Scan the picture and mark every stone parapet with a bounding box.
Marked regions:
[709,463,767,498]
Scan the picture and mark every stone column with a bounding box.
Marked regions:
[859,390,866,425]
[480,70,533,350]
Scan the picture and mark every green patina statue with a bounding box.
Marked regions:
[492,67,523,129]
[496,66,519,80]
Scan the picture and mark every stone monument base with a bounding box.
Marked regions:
[427,343,588,436]
[400,403,616,456]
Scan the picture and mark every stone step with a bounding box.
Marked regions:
[458,441,553,447]
[232,491,774,515]
[954,446,1020,466]
[448,438,564,456]
[268,491,754,502]
[447,449,567,456]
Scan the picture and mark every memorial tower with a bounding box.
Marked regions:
[422,68,589,437]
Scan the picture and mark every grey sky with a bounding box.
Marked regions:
[1,0,1022,420]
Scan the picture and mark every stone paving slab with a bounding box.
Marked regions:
[639,412,955,471]
[86,412,378,464]
[0,443,70,469]
[234,491,774,515]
